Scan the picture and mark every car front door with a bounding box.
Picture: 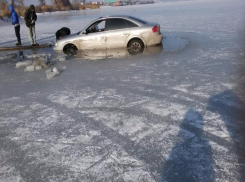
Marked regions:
[79,20,106,50]
[105,18,132,49]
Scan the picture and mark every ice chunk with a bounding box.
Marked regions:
[26,54,37,59]
[33,57,48,67]
[0,53,17,60]
[35,66,42,70]
[46,67,61,79]
[53,67,60,74]
[58,57,66,62]
[0,55,4,60]
[24,65,35,72]
[46,68,52,74]
[16,60,32,68]
[4,53,17,60]
[47,72,57,79]
[26,54,48,59]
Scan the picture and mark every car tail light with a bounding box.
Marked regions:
[152,25,159,33]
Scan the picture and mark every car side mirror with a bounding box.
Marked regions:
[84,30,89,35]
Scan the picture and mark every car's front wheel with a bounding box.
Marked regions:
[127,39,144,55]
[63,44,78,55]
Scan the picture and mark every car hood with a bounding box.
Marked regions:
[57,33,80,42]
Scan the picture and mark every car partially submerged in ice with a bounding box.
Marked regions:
[54,15,163,54]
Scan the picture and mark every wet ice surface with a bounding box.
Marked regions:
[1,0,245,181]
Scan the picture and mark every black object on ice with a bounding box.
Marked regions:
[56,27,71,40]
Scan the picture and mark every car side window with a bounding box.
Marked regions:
[124,20,138,28]
[86,20,106,34]
[97,21,106,31]
[107,18,129,31]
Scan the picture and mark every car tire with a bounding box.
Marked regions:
[127,39,144,55]
[64,44,78,55]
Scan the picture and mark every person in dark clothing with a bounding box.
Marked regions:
[24,5,38,46]
[55,27,71,40]
[8,5,21,46]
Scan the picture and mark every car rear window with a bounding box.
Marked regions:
[129,16,147,24]
[125,20,138,28]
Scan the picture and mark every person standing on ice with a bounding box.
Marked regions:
[24,5,38,46]
[8,5,21,46]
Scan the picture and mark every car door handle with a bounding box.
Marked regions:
[123,33,128,35]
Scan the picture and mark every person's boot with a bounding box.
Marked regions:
[16,37,21,46]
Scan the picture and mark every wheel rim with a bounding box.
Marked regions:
[130,42,141,52]
[66,45,77,55]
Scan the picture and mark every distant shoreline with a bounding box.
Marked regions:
[0,4,100,18]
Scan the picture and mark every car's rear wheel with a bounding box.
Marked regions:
[127,39,144,55]
[63,44,78,55]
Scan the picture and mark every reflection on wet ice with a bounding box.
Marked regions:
[61,44,163,60]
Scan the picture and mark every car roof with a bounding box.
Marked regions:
[99,15,131,19]
[97,15,148,26]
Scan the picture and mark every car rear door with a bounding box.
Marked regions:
[105,18,132,49]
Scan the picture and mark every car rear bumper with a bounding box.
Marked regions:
[147,33,163,46]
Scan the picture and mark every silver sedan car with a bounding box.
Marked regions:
[54,15,163,54]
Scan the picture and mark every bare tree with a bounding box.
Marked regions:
[53,0,57,5]
[63,0,71,6]
[39,0,46,5]
[53,0,61,6]
[72,0,79,4]
[10,0,24,6]
[11,0,15,6]
[0,0,8,6]
[0,0,8,10]
[17,0,24,6]
[54,0,71,7]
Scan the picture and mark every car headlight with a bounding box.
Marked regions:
[55,43,58,47]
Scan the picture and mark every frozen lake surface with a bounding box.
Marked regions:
[1,0,245,181]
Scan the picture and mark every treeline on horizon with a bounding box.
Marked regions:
[0,0,99,18]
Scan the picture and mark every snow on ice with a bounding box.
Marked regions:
[0,0,245,181]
